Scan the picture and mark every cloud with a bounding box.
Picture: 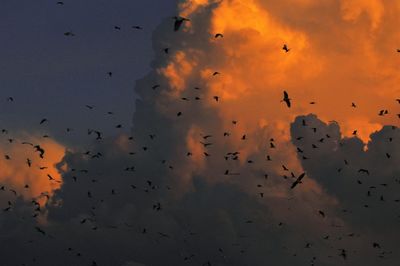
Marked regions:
[0,134,65,205]
[1,0,400,265]
[160,0,400,142]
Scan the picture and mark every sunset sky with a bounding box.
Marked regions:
[1,0,400,265]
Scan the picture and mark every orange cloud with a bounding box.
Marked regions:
[0,136,65,203]
[161,0,400,144]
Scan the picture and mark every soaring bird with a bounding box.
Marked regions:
[173,16,190,31]
[290,172,306,189]
[282,44,290,53]
[282,91,291,108]
[215,33,224,38]
[34,145,45,158]
[64,31,75,37]
[358,168,370,175]
[35,226,46,235]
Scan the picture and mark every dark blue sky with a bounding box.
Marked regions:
[0,0,177,146]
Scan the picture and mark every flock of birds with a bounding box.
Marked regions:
[0,2,399,266]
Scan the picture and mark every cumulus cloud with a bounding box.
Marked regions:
[1,0,400,265]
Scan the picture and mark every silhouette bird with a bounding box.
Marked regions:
[282,44,290,52]
[282,91,291,108]
[173,16,190,31]
[34,145,45,158]
[35,226,46,235]
[291,172,306,189]
[64,31,75,37]
[358,169,370,175]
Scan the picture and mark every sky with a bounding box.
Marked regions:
[1,0,400,266]
[0,0,177,145]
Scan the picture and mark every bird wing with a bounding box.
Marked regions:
[284,91,289,99]
[284,99,291,107]
[174,19,183,31]
[297,172,306,181]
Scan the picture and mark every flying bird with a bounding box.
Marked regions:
[64,31,75,37]
[282,91,291,108]
[282,44,290,53]
[34,145,45,158]
[290,172,306,189]
[173,16,190,31]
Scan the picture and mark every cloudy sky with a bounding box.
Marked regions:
[1,0,400,265]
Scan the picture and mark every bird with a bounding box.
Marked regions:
[173,16,190,31]
[34,145,45,158]
[215,33,224,38]
[339,249,347,260]
[373,242,381,249]
[282,91,291,108]
[282,44,290,53]
[64,31,75,37]
[35,226,46,235]
[358,169,370,175]
[291,172,306,189]
[132,25,143,30]
[39,118,48,125]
